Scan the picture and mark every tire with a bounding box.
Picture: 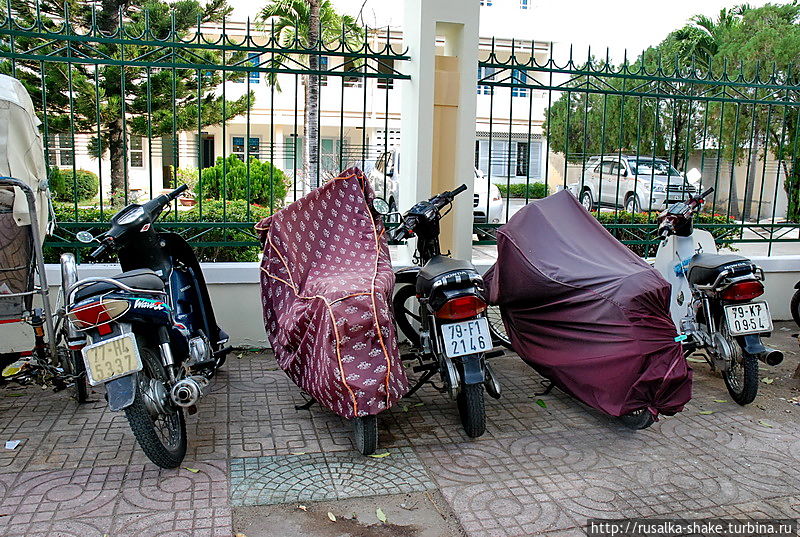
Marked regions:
[393,284,421,348]
[353,415,378,455]
[791,288,800,328]
[580,189,594,211]
[721,323,758,405]
[625,194,641,213]
[619,409,655,430]
[457,383,486,438]
[487,305,512,349]
[68,350,89,403]
[124,337,187,468]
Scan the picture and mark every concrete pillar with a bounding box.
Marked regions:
[400,0,480,263]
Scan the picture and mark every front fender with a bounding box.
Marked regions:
[106,374,137,411]
[458,354,485,385]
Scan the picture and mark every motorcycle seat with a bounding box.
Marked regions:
[416,255,480,294]
[687,253,754,286]
[73,269,165,302]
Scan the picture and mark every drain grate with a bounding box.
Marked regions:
[229,447,435,506]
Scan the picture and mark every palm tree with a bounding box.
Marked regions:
[259,0,363,189]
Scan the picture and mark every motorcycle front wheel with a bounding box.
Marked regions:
[618,409,655,430]
[392,284,421,348]
[125,337,187,468]
[457,383,486,438]
[721,324,758,406]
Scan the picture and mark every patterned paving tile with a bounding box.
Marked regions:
[229,447,435,506]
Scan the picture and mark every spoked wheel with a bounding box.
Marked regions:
[619,409,655,430]
[125,337,187,468]
[393,284,421,348]
[486,305,511,349]
[353,415,378,455]
[457,383,486,438]
[720,324,758,405]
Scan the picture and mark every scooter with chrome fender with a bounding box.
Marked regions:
[62,185,231,468]
[653,178,782,405]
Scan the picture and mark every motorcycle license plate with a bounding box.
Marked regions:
[724,301,773,336]
[441,318,492,358]
[82,333,142,386]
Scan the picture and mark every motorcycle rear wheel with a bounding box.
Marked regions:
[67,349,89,403]
[457,383,486,438]
[353,415,378,455]
[125,337,187,468]
[720,322,758,406]
[618,409,655,430]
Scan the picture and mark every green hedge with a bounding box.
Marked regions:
[49,168,99,202]
[496,182,548,199]
[200,155,289,207]
[595,211,736,257]
[48,199,271,262]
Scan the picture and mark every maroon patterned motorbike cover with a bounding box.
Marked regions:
[484,190,692,418]
[256,169,408,419]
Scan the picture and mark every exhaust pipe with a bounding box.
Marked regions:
[758,347,784,367]
[170,376,208,407]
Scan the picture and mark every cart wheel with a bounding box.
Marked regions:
[486,305,512,349]
[353,415,378,455]
[618,409,655,430]
[69,350,89,403]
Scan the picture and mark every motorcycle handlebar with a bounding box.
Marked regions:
[699,187,714,200]
[167,184,189,201]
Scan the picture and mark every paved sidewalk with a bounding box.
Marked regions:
[0,324,798,536]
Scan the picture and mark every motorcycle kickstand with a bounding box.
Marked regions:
[295,397,317,411]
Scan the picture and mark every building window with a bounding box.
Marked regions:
[480,0,492,5]
[343,57,363,87]
[130,136,144,168]
[377,59,395,90]
[477,66,494,95]
[232,136,260,161]
[242,52,260,84]
[47,133,73,167]
[520,0,529,9]
[476,140,542,179]
[319,56,328,86]
[511,69,528,97]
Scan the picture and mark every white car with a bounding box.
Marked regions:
[368,149,503,234]
[571,155,699,212]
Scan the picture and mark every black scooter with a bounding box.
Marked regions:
[62,185,230,468]
[375,185,502,438]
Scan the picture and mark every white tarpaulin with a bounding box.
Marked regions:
[0,74,52,241]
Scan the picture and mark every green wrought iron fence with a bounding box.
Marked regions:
[0,3,408,261]
[476,39,800,255]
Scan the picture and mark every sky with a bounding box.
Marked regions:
[231,0,779,62]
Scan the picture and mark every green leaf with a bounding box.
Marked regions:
[758,420,774,428]
[368,452,391,459]
[5,393,24,397]
[183,467,200,473]
[412,402,425,407]
[535,399,547,409]
[713,399,728,403]
[686,357,706,363]
[376,507,387,523]
[289,452,306,455]
[698,410,715,415]
[761,377,774,384]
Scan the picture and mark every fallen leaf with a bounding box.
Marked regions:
[758,420,774,428]
[713,399,728,403]
[289,452,306,456]
[761,377,775,384]
[535,399,547,409]
[412,402,424,407]
[183,467,199,473]
[686,357,706,363]
[5,393,24,397]
[368,452,391,459]
[328,511,337,522]
[376,507,387,524]
[236,353,243,359]
[698,411,715,415]
[234,533,247,537]
[298,505,307,511]
[401,405,409,413]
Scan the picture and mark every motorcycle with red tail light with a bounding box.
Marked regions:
[373,185,502,438]
[653,178,782,406]
[61,185,231,468]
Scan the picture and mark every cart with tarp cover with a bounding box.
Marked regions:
[485,190,692,429]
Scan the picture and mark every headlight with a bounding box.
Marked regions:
[117,206,145,225]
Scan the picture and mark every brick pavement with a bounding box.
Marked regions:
[0,324,797,536]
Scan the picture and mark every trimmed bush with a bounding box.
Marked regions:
[49,168,99,202]
[200,155,289,207]
[49,199,271,262]
[496,182,548,199]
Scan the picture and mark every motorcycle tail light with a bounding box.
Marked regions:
[67,298,130,329]
[720,280,764,301]
[435,295,487,320]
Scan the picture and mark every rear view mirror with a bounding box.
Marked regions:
[76,231,95,244]
[372,198,390,215]
[686,168,701,182]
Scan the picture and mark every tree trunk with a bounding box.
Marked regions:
[741,125,760,222]
[108,117,126,197]
[304,0,321,190]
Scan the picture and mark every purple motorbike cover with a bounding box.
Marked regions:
[484,190,691,418]
[256,169,408,419]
